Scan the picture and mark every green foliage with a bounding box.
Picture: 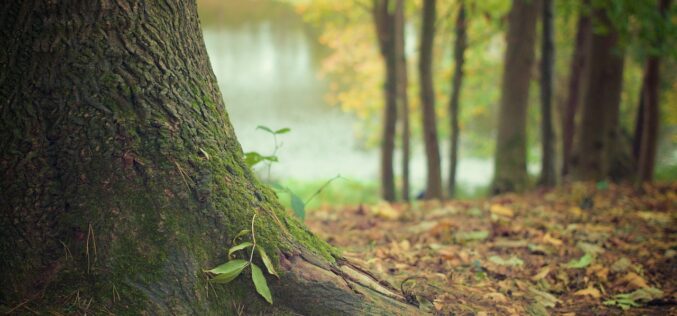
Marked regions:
[251,263,273,304]
[207,215,278,304]
[566,253,593,268]
[603,287,664,310]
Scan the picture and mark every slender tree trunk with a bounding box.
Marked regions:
[539,0,556,187]
[394,0,410,201]
[561,4,591,178]
[636,0,671,182]
[570,9,625,181]
[419,0,443,199]
[447,3,467,198]
[0,1,417,314]
[491,0,539,194]
[373,0,398,202]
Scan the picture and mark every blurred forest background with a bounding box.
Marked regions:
[195,0,676,207]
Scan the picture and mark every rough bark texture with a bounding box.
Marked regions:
[419,0,443,199]
[539,0,556,187]
[491,0,539,194]
[373,0,398,202]
[561,4,590,178]
[635,0,671,183]
[394,0,410,201]
[0,1,418,315]
[447,4,467,198]
[570,9,625,181]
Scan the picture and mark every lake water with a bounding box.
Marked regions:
[201,6,494,193]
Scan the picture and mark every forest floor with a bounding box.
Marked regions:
[305,182,676,315]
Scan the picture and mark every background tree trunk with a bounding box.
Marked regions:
[447,3,467,198]
[635,0,671,183]
[419,0,443,199]
[373,0,398,202]
[561,3,591,178]
[539,0,556,187]
[0,1,417,314]
[491,0,539,194]
[570,9,625,181]
[394,0,411,201]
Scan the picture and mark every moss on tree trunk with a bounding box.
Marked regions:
[0,1,418,314]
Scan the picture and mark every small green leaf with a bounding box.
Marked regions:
[290,192,305,220]
[256,125,274,134]
[228,242,253,257]
[566,253,593,269]
[208,260,249,284]
[258,247,279,277]
[251,263,273,304]
[274,127,291,134]
[244,152,265,167]
[232,229,250,243]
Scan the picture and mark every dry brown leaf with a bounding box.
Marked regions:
[483,292,509,303]
[574,286,601,299]
[532,266,551,281]
[619,272,650,289]
[543,233,563,247]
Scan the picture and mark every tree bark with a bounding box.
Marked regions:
[394,0,411,201]
[539,0,556,187]
[373,0,398,202]
[419,0,443,199]
[491,0,539,194]
[570,8,625,181]
[561,3,591,178]
[447,3,467,198]
[0,1,418,314]
[635,0,671,183]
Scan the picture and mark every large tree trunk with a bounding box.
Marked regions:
[447,3,467,198]
[570,8,625,181]
[561,3,591,178]
[0,1,417,315]
[394,0,411,201]
[635,0,671,183]
[491,0,539,194]
[374,0,398,202]
[419,0,443,199]
[539,0,556,187]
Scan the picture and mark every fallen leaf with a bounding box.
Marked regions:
[619,272,649,289]
[566,253,593,269]
[483,292,508,303]
[490,204,514,217]
[543,233,563,247]
[532,266,551,281]
[489,255,524,267]
[574,286,601,299]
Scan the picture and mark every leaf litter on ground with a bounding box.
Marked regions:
[305,182,677,315]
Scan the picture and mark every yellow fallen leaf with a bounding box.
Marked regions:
[532,266,551,281]
[543,233,563,247]
[370,202,400,220]
[620,272,650,289]
[569,206,583,217]
[490,204,514,217]
[483,292,508,303]
[574,286,601,299]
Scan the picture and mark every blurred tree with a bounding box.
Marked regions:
[561,0,591,179]
[420,0,443,199]
[447,2,467,198]
[570,5,625,181]
[539,0,556,187]
[492,0,539,194]
[373,0,398,201]
[0,1,416,314]
[393,0,411,200]
[634,0,672,182]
